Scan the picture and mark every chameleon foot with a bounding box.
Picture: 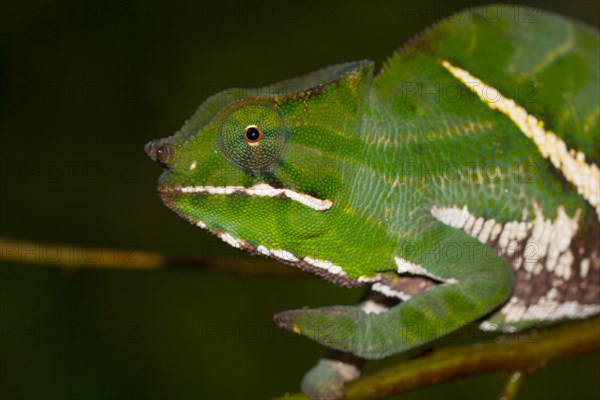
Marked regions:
[274,306,366,355]
[301,357,361,400]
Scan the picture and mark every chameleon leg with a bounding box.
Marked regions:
[300,352,365,400]
[275,225,515,359]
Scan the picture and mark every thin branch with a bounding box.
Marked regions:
[280,316,600,400]
[0,236,302,277]
[3,237,599,400]
[497,370,525,400]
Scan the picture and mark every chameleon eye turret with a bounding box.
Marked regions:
[219,103,288,172]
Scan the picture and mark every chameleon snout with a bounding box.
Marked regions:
[145,139,175,166]
[144,140,157,161]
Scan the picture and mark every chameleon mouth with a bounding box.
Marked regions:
[157,183,333,211]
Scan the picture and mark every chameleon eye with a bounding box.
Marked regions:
[244,125,263,145]
[219,103,289,172]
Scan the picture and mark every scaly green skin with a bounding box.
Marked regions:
[147,5,599,394]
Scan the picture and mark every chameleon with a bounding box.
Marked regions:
[145,5,600,398]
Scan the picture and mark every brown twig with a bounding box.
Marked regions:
[0,236,302,277]
[279,316,600,400]
[498,370,525,400]
[3,237,599,400]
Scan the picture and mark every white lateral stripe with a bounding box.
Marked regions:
[431,203,580,280]
[371,282,412,301]
[357,274,382,283]
[360,299,389,314]
[172,183,333,211]
[395,256,457,283]
[478,321,500,332]
[501,298,600,323]
[440,60,600,219]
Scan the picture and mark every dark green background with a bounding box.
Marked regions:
[1,1,599,399]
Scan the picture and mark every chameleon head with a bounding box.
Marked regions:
[145,60,374,259]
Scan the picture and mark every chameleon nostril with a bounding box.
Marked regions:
[145,140,175,166]
[156,143,175,165]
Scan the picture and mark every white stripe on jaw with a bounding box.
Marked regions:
[167,183,333,211]
[303,256,346,276]
[212,232,349,277]
[256,245,299,262]
[196,221,207,229]
[440,60,600,219]
[215,232,304,264]
[217,231,244,249]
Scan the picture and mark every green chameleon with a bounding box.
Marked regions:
[146,5,599,398]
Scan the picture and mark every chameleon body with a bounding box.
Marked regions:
[147,5,599,397]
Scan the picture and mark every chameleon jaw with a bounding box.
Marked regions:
[157,183,334,211]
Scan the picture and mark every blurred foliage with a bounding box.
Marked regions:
[1,1,598,399]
